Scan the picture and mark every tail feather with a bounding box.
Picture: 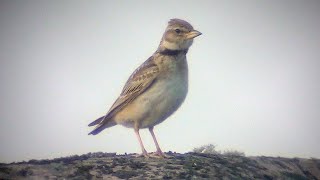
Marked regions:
[88,125,105,135]
[88,116,105,126]
[88,120,116,135]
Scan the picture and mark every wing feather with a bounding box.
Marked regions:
[97,56,159,125]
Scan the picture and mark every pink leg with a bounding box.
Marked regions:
[149,127,165,156]
[134,129,148,156]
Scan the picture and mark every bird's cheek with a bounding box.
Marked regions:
[163,40,179,50]
[165,32,176,41]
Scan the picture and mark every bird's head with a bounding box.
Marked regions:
[159,19,202,51]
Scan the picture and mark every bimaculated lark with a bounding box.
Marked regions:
[88,19,201,157]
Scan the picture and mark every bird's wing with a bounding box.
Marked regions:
[98,56,159,125]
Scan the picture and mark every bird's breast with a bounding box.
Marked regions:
[138,57,189,127]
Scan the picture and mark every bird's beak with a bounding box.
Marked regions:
[186,30,202,39]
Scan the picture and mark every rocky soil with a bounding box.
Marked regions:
[0,152,319,179]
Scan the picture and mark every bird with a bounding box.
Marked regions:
[88,18,201,157]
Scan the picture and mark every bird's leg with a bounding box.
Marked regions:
[134,128,148,156]
[149,127,166,157]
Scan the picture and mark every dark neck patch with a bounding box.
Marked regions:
[159,48,188,56]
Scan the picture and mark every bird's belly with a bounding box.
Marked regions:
[114,75,188,129]
[140,77,188,128]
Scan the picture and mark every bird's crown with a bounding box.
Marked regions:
[167,18,194,31]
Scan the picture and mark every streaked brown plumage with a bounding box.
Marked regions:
[88,19,201,157]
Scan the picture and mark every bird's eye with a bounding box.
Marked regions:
[175,29,181,34]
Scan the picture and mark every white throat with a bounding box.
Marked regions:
[162,39,193,50]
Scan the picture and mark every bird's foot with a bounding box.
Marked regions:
[133,152,172,158]
[142,149,150,158]
[149,150,171,158]
[132,154,149,158]
[132,149,150,158]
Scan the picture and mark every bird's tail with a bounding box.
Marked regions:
[88,116,105,126]
[88,116,116,135]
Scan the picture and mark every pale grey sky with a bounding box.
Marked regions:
[1,0,320,163]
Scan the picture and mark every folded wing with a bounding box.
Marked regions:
[89,56,160,131]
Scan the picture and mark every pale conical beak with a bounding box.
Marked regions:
[186,30,202,39]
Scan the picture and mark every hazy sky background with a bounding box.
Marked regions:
[1,0,320,163]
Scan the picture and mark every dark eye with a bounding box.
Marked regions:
[175,29,181,34]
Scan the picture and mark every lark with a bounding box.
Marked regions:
[88,19,201,157]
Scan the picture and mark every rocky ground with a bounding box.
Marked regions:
[0,152,319,179]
